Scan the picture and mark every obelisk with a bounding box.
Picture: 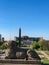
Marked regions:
[19,28,21,47]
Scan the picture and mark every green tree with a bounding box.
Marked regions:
[0,43,7,50]
[38,39,48,50]
[32,41,40,50]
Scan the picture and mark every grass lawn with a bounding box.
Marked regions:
[36,51,43,55]
[44,51,49,56]
[36,50,49,64]
[41,58,49,64]
[20,47,30,49]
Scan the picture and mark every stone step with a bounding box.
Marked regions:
[0,64,41,65]
[0,59,42,65]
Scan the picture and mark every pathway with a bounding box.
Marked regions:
[40,51,49,60]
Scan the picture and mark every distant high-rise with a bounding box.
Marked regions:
[2,37,4,42]
[19,28,21,47]
[0,34,1,41]
[14,36,17,41]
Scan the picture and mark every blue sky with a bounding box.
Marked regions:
[0,0,49,40]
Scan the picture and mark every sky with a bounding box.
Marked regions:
[0,0,49,40]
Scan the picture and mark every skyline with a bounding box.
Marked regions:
[0,0,49,40]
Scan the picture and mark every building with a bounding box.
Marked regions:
[0,34,1,41]
[14,36,17,41]
[16,35,42,46]
[22,40,33,46]
[2,37,4,42]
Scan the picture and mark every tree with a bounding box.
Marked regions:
[32,41,40,50]
[0,43,7,50]
[38,39,48,50]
